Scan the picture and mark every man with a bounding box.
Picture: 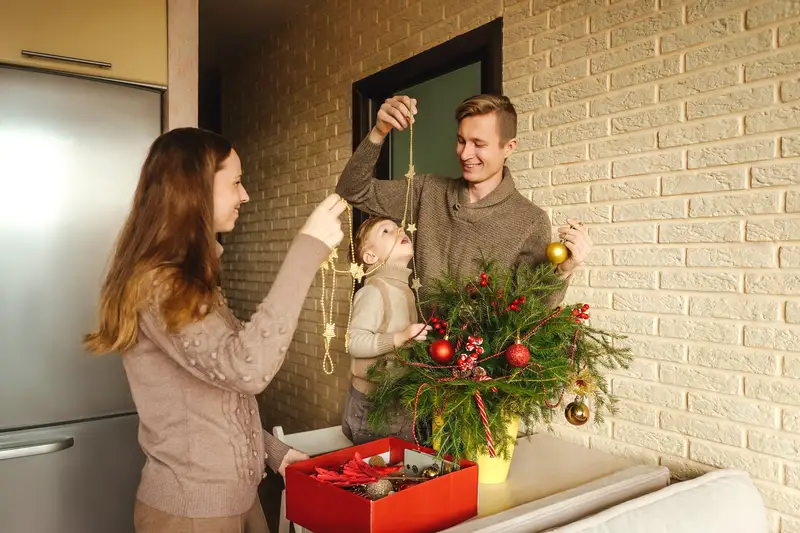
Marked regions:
[336,94,592,304]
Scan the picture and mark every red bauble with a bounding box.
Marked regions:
[429,339,455,364]
[506,341,531,367]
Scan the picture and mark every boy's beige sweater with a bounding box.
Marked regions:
[348,263,417,394]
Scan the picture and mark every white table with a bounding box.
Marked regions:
[442,433,669,533]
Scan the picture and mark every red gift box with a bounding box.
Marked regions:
[286,437,478,533]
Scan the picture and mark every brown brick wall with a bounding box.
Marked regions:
[220,0,800,528]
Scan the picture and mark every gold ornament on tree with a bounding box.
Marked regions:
[566,368,598,397]
[316,112,423,373]
[565,397,590,426]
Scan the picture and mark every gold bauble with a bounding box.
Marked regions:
[565,400,590,426]
[546,242,569,265]
[422,465,440,479]
[365,479,393,500]
[368,455,386,467]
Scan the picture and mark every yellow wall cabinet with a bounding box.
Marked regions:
[0,0,168,87]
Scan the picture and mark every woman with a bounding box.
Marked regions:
[84,127,344,532]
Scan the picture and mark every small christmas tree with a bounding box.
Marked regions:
[366,259,633,463]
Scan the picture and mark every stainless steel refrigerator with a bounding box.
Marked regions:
[0,65,162,532]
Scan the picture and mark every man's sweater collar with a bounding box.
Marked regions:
[448,166,517,221]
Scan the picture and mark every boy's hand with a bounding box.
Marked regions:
[393,323,431,347]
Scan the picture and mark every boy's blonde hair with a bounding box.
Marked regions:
[353,216,392,266]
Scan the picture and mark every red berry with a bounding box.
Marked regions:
[519,296,526,304]
[511,305,520,311]
[491,301,497,306]
[498,289,503,296]
[481,273,488,279]
[513,299,520,305]
[582,304,590,312]
[480,280,488,287]
[572,309,580,316]
[432,317,439,324]
[580,313,589,319]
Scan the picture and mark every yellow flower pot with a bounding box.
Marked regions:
[433,414,520,484]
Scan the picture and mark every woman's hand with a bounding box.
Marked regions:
[300,194,346,249]
[278,448,311,478]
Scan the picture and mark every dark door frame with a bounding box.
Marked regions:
[349,17,504,228]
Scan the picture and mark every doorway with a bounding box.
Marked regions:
[350,17,503,226]
[389,62,482,180]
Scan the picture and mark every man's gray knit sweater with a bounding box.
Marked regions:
[335,135,568,307]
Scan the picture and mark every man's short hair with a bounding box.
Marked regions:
[455,94,518,144]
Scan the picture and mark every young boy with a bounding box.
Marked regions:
[341,216,430,444]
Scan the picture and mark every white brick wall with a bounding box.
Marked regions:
[221,0,800,528]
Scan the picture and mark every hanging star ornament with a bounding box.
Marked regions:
[405,164,416,180]
[411,277,422,291]
[406,222,417,235]
[349,262,365,283]
[323,322,336,342]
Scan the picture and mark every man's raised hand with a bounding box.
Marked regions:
[370,96,418,142]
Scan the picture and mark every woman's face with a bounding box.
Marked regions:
[213,149,249,233]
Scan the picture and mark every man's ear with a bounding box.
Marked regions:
[504,137,518,159]
[363,249,378,266]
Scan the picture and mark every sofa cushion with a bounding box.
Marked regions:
[547,469,769,533]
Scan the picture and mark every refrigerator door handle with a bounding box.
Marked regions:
[0,436,74,461]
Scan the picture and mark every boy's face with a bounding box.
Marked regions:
[361,219,414,266]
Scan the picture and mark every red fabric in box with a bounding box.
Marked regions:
[286,437,478,533]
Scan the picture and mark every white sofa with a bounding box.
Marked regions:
[547,469,769,533]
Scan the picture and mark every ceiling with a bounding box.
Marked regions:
[199,0,308,73]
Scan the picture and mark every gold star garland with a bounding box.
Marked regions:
[400,120,423,318]
[318,201,362,375]
[318,114,424,374]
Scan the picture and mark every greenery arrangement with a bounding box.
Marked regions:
[365,259,633,463]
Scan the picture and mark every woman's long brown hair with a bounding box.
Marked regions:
[84,128,232,355]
